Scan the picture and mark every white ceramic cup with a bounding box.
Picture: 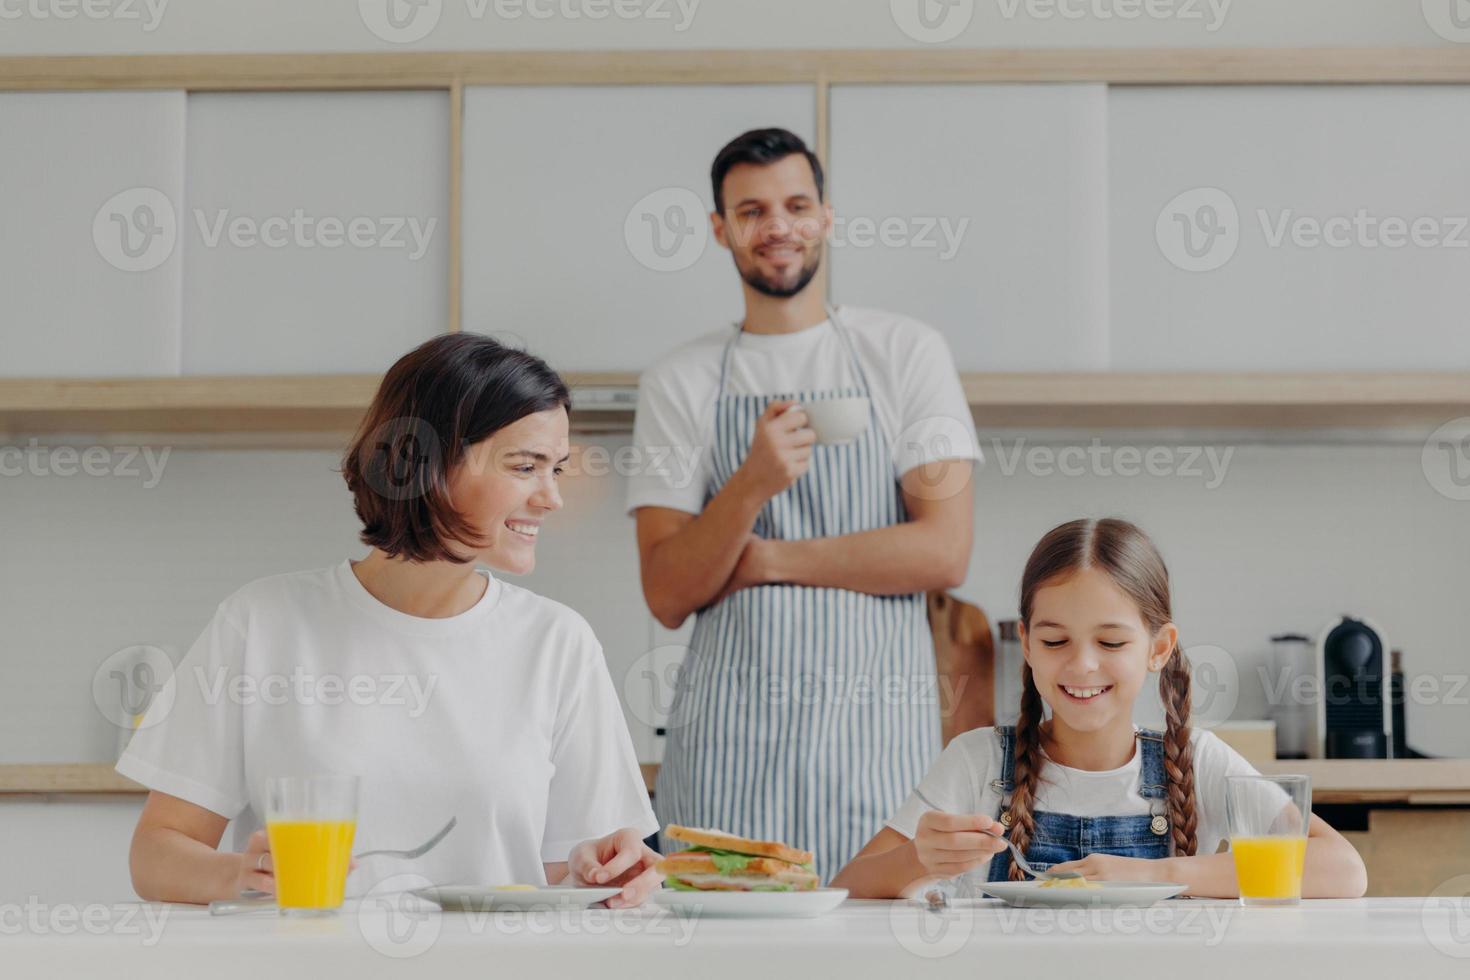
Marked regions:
[797,397,870,445]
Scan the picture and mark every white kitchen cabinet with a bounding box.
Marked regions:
[827,84,1109,372]
[461,85,816,372]
[0,92,185,377]
[181,92,449,375]
[1110,86,1470,371]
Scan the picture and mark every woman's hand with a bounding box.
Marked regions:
[568,828,663,909]
[1047,853,1162,883]
[234,829,275,897]
[913,810,1009,879]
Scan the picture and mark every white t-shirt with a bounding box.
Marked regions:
[117,560,658,893]
[625,305,981,516]
[885,726,1263,857]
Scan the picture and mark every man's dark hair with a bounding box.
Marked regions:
[710,128,825,215]
[342,333,571,564]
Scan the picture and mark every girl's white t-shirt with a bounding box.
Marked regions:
[117,560,658,893]
[625,305,982,516]
[886,726,1263,857]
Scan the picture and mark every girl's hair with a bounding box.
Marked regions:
[1005,518,1198,879]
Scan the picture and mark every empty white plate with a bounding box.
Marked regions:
[977,880,1186,908]
[651,888,848,918]
[412,885,622,912]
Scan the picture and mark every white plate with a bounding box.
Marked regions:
[652,888,848,918]
[976,880,1186,908]
[411,885,622,912]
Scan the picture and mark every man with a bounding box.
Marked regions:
[626,128,981,879]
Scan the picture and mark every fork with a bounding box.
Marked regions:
[910,789,1081,910]
[209,816,458,915]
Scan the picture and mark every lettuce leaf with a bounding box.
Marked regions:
[682,846,753,874]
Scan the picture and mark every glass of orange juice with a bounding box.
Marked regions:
[266,774,359,917]
[1226,773,1310,907]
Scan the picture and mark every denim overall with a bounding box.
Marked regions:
[986,726,1173,881]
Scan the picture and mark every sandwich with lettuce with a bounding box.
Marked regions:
[657,825,819,892]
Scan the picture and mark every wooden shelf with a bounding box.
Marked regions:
[0,374,639,438]
[1258,759,1470,805]
[2,372,1467,438]
[0,763,143,796]
[963,372,1470,429]
[7,760,1468,805]
[634,760,1470,805]
[3,49,1470,91]
[0,763,655,799]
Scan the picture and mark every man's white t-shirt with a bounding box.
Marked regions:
[118,560,658,893]
[885,726,1263,857]
[625,306,981,516]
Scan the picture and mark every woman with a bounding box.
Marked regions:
[121,334,661,907]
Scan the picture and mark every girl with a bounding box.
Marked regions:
[832,517,1367,899]
[121,334,661,907]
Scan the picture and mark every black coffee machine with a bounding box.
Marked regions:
[1316,616,1392,759]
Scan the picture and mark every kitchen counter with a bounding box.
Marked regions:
[8,897,1469,979]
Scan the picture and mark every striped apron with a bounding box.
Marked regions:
[655,308,942,880]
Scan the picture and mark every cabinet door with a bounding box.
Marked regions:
[182,92,449,375]
[0,92,185,377]
[1111,86,1470,370]
[462,85,816,372]
[828,84,1109,371]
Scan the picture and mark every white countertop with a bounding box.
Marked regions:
[7,897,1470,979]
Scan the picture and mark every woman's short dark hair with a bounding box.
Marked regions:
[341,333,571,564]
[710,128,825,215]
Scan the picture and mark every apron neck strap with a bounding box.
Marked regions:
[716,304,873,402]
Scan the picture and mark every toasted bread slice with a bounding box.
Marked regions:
[664,825,814,866]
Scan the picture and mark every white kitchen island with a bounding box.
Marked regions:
[7,897,1469,979]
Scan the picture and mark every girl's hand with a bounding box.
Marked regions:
[568,828,663,909]
[1047,853,1161,883]
[913,810,1009,878]
[235,829,275,896]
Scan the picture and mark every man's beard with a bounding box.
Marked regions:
[735,246,822,299]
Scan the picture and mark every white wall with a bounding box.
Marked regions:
[0,0,1461,55]
[4,431,1466,767]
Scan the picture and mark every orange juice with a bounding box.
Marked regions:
[1231,835,1307,900]
[267,820,357,909]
